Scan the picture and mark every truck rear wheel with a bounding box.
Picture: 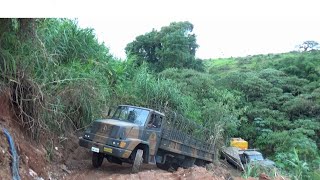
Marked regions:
[156,162,169,170]
[132,149,143,173]
[92,152,104,168]
[156,156,176,171]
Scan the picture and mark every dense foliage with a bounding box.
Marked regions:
[206,52,320,179]
[0,19,319,179]
[125,21,204,72]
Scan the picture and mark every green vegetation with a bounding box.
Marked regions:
[125,21,204,72]
[206,52,320,179]
[242,162,279,179]
[0,18,319,179]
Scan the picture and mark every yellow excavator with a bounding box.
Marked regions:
[221,138,275,171]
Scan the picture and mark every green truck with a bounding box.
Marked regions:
[79,105,215,172]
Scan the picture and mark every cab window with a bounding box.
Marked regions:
[147,114,162,129]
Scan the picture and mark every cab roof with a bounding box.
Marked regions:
[119,105,165,116]
[242,151,262,156]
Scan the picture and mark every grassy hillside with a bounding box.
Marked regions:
[205,52,320,179]
[207,51,320,78]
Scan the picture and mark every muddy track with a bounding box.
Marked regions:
[66,160,229,180]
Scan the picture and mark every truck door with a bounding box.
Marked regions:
[143,113,163,159]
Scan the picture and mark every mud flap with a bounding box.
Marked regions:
[92,152,104,168]
[148,155,156,164]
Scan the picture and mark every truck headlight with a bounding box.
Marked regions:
[84,133,91,140]
[119,141,126,148]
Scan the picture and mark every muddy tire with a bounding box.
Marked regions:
[195,159,206,167]
[92,152,104,168]
[156,156,174,171]
[132,149,143,173]
[156,162,170,170]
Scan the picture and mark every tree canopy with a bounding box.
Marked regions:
[298,40,319,51]
[125,21,203,72]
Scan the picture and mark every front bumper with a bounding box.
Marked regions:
[79,137,132,158]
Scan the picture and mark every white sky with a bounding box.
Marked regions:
[3,0,320,59]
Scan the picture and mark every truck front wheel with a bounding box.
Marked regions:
[92,152,104,168]
[132,149,143,173]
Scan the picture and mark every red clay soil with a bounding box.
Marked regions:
[0,90,12,179]
[66,163,231,180]
[0,90,53,180]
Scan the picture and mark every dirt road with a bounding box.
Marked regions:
[66,160,230,180]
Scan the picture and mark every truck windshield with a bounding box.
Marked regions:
[112,106,150,126]
[249,154,264,161]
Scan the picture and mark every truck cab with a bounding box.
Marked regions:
[240,150,275,168]
[79,105,164,172]
[240,150,264,164]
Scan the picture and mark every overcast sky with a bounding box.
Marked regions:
[6,0,320,59]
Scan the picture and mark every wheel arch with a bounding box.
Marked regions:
[132,143,150,163]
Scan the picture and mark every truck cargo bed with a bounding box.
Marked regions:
[158,128,214,162]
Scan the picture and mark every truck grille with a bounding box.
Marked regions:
[94,124,110,135]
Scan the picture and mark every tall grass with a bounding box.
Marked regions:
[242,162,280,179]
[113,64,195,113]
[0,19,114,138]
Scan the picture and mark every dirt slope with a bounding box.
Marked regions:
[0,90,55,179]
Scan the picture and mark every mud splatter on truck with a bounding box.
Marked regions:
[79,105,215,173]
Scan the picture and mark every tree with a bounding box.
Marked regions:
[125,21,203,72]
[0,18,36,40]
[125,29,160,65]
[298,41,319,51]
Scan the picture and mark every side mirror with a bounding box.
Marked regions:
[104,107,114,118]
[107,108,112,116]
